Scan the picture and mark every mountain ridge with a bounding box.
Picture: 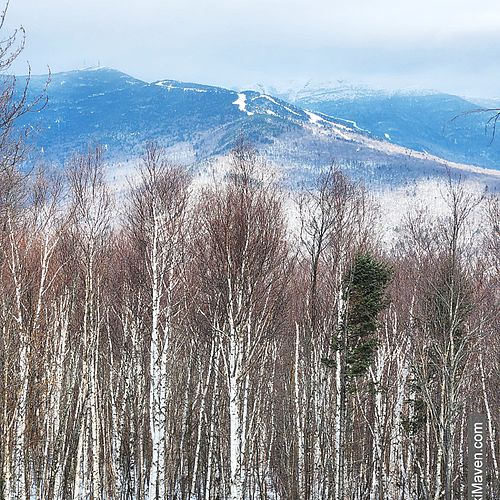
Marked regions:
[269,81,500,170]
[13,68,500,190]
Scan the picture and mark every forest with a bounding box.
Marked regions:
[0,141,498,499]
[0,5,499,499]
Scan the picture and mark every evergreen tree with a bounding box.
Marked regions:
[323,252,392,378]
[344,253,392,377]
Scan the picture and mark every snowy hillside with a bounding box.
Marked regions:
[268,80,500,171]
[15,68,500,190]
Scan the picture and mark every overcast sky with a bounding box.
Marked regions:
[4,0,500,97]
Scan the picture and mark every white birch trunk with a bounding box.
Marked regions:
[191,340,217,496]
[388,344,409,499]
[148,210,167,500]
[479,353,499,486]
[229,332,243,500]
[294,322,306,498]
[334,265,346,500]
[369,346,385,500]
[8,218,28,499]
[205,331,222,499]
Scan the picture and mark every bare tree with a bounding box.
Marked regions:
[126,142,191,500]
[0,1,49,174]
[192,145,289,500]
[0,138,498,499]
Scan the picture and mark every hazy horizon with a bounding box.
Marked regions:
[4,0,500,99]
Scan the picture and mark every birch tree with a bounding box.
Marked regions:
[126,143,190,499]
[67,148,112,499]
[295,168,373,499]
[193,145,288,500]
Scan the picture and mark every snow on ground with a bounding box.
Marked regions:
[280,176,489,249]
[373,178,487,246]
[282,104,302,117]
[305,110,323,125]
[155,81,208,92]
[315,121,500,178]
[103,143,196,199]
[254,95,302,117]
[104,154,490,251]
[303,111,353,140]
[233,93,254,116]
[256,94,280,106]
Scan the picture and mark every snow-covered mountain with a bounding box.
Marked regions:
[266,80,500,171]
[19,68,342,161]
[15,68,500,189]
[249,80,399,104]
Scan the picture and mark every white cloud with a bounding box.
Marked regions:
[4,0,500,97]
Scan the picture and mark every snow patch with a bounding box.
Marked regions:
[330,116,369,133]
[332,122,351,131]
[257,96,301,117]
[233,93,254,116]
[305,110,323,125]
[282,105,302,117]
[156,81,207,93]
[84,66,111,72]
[331,126,351,141]
[258,94,280,105]
[303,110,353,140]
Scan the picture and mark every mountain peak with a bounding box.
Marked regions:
[12,67,500,187]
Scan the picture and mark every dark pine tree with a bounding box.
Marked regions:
[344,253,392,377]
